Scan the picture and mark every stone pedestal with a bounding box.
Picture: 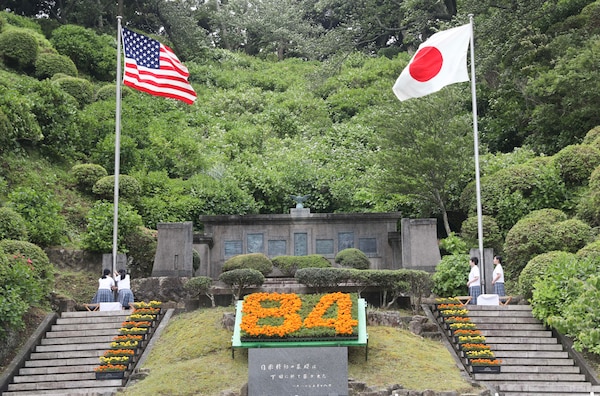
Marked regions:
[151,222,193,277]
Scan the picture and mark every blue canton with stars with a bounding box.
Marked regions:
[123,29,161,69]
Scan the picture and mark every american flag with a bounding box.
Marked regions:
[122,28,197,105]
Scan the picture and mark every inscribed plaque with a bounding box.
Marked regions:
[338,232,354,250]
[315,239,334,255]
[248,347,348,396]
[358,238,377,254]
[294,233,308,256]
[224,240,243,257]
[268,240,287,257]
[247,233,264,253]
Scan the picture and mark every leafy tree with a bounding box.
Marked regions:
[218,268,265,304]
[184,276,215,307]
[432,254,469,297]
[82,200,143,253]
[378,88,473,235]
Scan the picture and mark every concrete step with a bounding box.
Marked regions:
[470,316,541,324]
[7,379,124,391]
[497,365,581,373]
[1,387,123,396]
[496,382,592,393]
[29,350,104,360]
[41,335,115,345]
[467,310,534,317]
[55,316,129,325]
[45,329,122,338]
[19,365,98,375]
[480,329,552,338]
[25,357,99,367]
[61,311,131,319]
[493,350,569,359]
[35,342,113,353]
[50,323,123,332]
[484,336,559,344]
[475,323,546,330]
[474,372,587,382]
[499,357,576,366]
[12,372,97,383]
[489,343,563,351]
[467,305,533,311]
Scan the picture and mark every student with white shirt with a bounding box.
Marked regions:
[491,255,505,296]
[466,257,481,304]
[114,269,134,309]
[91,268,115,303]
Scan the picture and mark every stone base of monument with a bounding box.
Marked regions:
[248,347,348,396]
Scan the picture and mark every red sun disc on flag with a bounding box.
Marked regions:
[408,46,443,82]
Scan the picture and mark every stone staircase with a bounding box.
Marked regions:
[2,310,131,396]
[462,305,600,396]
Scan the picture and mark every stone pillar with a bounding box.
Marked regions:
[102,253,127,272]
[152,222,193,277]
[401,218,441,272]
[470,247,494,294]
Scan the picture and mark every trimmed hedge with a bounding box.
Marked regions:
[71,163,108,191]
[222,253,273,276]
[0,207,28,241]
[0,29,38,70]
[35,52,77,79]
[272,254,331,276]
[335,248,370,269]
[518,251,575,300]
[92,175,141,201]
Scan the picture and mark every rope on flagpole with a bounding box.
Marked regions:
[468,14,486,292]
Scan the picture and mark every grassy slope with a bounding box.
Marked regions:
[118,308,478,396]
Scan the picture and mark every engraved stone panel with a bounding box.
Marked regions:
[224,240,243,257]
[294,233,308,256]
[268,240,287,257]
[247,233,264,253]
[315,239,334,255]
[338,232,354,250]
[358,238,377,254]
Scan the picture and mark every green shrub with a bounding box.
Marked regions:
[531,256,600,327]
[432,254,470,298]
[0,239,54,298]
[53,76,94,108]
[439,232,468,255]
[71,163,108,191]
[218,268,265,303]
[0,207,28,241]
[460,215,503,254]
[576,191,600,227]
[35,52,77,79]
[583,126,600,145]
[0,29,38,70]
[82,200,143,253]
[518,251,575,300]
[272,255,331,276]
[576,239,600,261]
[503,209,568,277]
[184,276,213,302]
[123,226,157,278]
[222,253,273,276]
[553,144,600,186]
[0,249,45,340]
[92,175,141,201]
[553,218,592,252]
[295,267,352,292]
[7,187,66,247]
[334,248,370,269]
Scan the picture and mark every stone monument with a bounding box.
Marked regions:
[151,221,193,277]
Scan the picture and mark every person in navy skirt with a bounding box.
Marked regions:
[466,257,481,304]
[492,255,506,296]
[114,269,134,309]
[91,268,115,303]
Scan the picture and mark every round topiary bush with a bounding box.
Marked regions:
[576,239,600,261]
[53,76,94,108]
[0,29,38,70]
[334,248,370,269]
[71,163,108,191]
[184,276,213,298]
[553,144,600,186]
[0,239,54,296]
[92,175,141,201]
[0,207,28,241]
[218,268,265,302]
[553,218,593,252]
[222,253,273,276]
[35,52,77,79]
[503,209,568,277]
[272,254,331,276]
[518,251,576,300]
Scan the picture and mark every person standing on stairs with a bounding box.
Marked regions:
[91,268,115,303]
[466,257,481,304]
[114,268,134,309]
[491,255,505,296]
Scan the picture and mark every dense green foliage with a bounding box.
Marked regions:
[218,268,265,302]
[334,248,370,269]
[432,254,470,297]
[271,254,331,276]
[518,251,576,300]
[221,253,273,276]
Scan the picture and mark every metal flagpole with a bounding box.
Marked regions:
[112,2,124,277]
[468,14,486,292]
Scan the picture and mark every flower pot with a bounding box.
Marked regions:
[471,365,501,374]
[95,371,126,380]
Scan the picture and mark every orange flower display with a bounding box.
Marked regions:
[240,292,359,339]
[303,292,358,335]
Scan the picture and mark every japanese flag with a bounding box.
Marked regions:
[393,24,472,101]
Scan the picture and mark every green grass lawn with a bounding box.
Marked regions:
[118,307,478,396]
